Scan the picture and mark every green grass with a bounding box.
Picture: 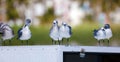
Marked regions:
[2,22,120,46]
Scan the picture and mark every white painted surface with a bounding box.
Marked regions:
[0,45,62,62]
[0,45,120,62]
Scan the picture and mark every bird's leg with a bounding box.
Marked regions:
[102,40,104,46]
[67,38,69,46]
[26,40,28,45]
[61,39,63,45]
[103,40,104,43]
[1,39,5,46]
[98,40,100,46]
[0,39,2,46]
[21,40,23,45]
[55,41,56,45]
[108,39,110,46]
[52,39,54,45]
[3,41,5,46]
[58,40,60,45]
[9,40,11,45]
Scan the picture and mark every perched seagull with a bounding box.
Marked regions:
[0,23,14,45]
[104,24,112,46]
[59,22,72,45]
[17,19,32,45]
[93,27,106,46]
[49,20,61,45]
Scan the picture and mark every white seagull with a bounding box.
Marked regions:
[49,20,61,45]
[17,19,32,45]
[59,22,72,45]
[93,27,106,46]
[0,23,14,45]
[104,24,112,46]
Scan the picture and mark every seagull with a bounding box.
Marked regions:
[17,19,32,45]
[49,20,61,45]
[59,22,72,45]
[93,27,106,46]
[0,23,14,45]
[104,24,112,46]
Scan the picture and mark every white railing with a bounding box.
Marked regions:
[0,45,120,62]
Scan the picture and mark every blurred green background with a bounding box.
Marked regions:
[0,0,120,46]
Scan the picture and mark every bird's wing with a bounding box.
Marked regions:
[49,26,53,34]
[105,29,112,38]
[17,28,23,39]
[68,26,72,35]
[93,31,97,36]
[0,24,6,30]
[12,30,14,35]
[0,23,4,28]
[96,30,100,36]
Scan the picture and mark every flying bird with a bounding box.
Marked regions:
[59,22,72,45]
[17,19,32,45]
[0,23,14,45]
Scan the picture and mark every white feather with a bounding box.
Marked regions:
[19,26,31,40]
[2,29,14,41]
[105,28,112,39]
[94,29,106,41]
[59,24,71,39]
[1,25,14,41]
[50,20,62,41]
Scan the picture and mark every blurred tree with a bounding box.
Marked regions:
[3,0,120,22]
[17,0,28,5]
[0,0,7,21]
[41,8,56,24]
[84,14,93,22]
[6,0,19,20]
[90,0,120,12]
[6,0,29,21]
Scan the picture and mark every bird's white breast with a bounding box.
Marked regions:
[96,29,106,40]
[105,29,112,39]
[50,26,60,41]
[20,26,31,40]
[2,30,14,40]
[59,26,71,38]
